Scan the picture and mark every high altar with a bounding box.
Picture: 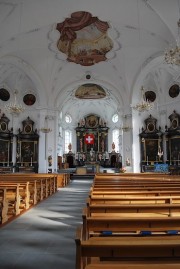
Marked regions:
[63,114,122,168]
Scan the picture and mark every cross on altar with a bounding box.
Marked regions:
[86,135,93,143]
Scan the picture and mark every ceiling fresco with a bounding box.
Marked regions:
[75,84,106,99]
[0,0,179,126]
[56,11,113,66]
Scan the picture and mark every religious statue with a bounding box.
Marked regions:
[126,157,130,166]
[80,138,83,152]
[90,148,95,161]
[82,153,86,161]
[68,143,72,152]
[112,142,115,152]
[98,153,102,161]
[48,155,52,166]
[157,146,163,161]
[101,139,105,152]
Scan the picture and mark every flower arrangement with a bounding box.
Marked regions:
[120,167,126,173]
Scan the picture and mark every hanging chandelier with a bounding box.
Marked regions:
[130,0,154,113]
[5,90,25,115]
[40,116,52,133]
[120,115,132,132]
[164,19,180,65]
[131,86,154,113]
[120,125,132,132]
[40,127,52,133]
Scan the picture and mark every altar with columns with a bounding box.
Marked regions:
[63,114,122,169]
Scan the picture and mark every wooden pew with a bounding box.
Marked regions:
[0,173,58,191]
[75,225,180,269]
[95,173,180,180]
[82,212,180,238]
[92,180,180,187]
[0,177,44,205]
[0,173,60,225]
[0,183,22,220]
[0,187,8,224]
[90,189,180,197]
[86,203,180,217]
[56,173,71,187]
[93,174,180,187]
[0,180,34,215]
[76,174,180,269]
[0,174,58,201]
[85,264,180,269]
[88,195,180,205]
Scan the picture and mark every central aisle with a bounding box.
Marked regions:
[0,179,93,269]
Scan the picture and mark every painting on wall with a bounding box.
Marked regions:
[56,11,113,66]
[20,141,38,162]
[0,139,10,163]
[169,84,180,98]
[170,137,180,163]
[85,115,99,128]
[23,94,36,106]
[141,138,160,162]
[75,84,106,99]
[145,139,159,162]
[0,88,10,101]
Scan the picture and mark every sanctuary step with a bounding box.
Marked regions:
[71,174,95,180]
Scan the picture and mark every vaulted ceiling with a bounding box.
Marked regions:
[0,0,180,126]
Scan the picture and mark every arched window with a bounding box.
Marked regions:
[112,129,120,152]
[65,114,72,123]
[65,130,72,153]
[112,114,118,123]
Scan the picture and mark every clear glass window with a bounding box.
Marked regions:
[65,114,72,123]
[112,114,118,123]
[65,130,72,152]
[112,129,120,152]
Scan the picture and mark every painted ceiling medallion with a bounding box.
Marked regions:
[0,88,10,101]
[75,84,106,99]
[56,11,113,66]
[169,84,180,98]
[23,94,36,106]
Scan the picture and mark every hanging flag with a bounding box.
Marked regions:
[84,133,94,144]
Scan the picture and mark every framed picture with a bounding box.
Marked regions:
[20,141,38,162]
[169,84,179,98]
[170,137,180,162]
[0,139,11,162]
[0,122,7,132]
[23,94,36,106]
[143,139,159,162]
[86,115,98,128]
